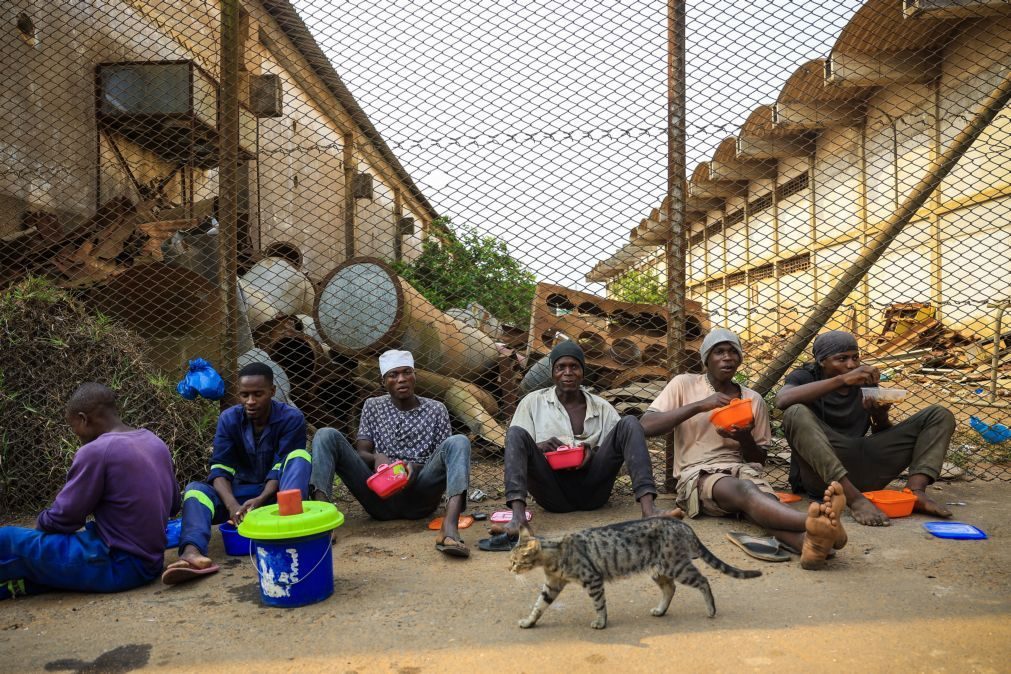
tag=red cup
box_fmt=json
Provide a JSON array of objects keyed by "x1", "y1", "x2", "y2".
[{"x1": 277, "y1": 489, "x2": 303, "y2": 516}]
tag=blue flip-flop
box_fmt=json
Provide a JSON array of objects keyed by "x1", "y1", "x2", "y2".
[{"x1": 478, "y1": 532, "x2": 517, "y2": 552}]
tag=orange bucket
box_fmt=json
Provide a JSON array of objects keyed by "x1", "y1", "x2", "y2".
[
  {"x1": 863, "y1": 489, "x2": 916, "y2": 518},
  {"x1": 709, "y1": 397, "x2": 754, "y2": 431}
]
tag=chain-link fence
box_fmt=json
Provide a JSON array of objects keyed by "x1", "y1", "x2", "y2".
[{"x1": 1, "y1": 0, "x2": 1009, "y2": 515}]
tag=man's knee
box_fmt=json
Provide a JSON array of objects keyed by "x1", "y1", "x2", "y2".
[
  {"x1": 443, "y1": 434, "x2": 471, "y2": 459},
  {"x1": 781, "y1": 404, "x2": 814, "y2": 433},
  {"x1": 506, "y1": 426, "x2": 534, "y2": 449},
  {"x1": 183, "y1": 481, "x2": 214, "y2": 496},
  {"x1": 311, "y1": 427, "x2": 340, "y2": 451},
  {"x1": 925, "y1": 405, "x2": 956, "y2": 431}
]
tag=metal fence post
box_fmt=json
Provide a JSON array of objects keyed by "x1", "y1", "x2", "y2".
[
  {"x1": 219, "y1": 0, "x2": 241, "y2": 399},
  {"x1": 664, "y1": 0, "x2": 687, "y2": 494}
]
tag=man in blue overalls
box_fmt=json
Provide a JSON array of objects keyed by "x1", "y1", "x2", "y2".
[{"x1": 162, "y1": 362, "x2": 310, "y2": 584}]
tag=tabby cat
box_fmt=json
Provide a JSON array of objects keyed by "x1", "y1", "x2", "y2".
[{"x1": 509, "y1": 516, "x2": 761, "y2": 629}]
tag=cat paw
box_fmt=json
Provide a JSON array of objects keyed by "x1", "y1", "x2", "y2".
[
  {"x1": 590, "y1": 618, "x2": 607, "y2": 629},
  {"x1": 518, "y1": 618, "x2": 536, "y2": 629},
  {"x1": 650, "y1": 608, "x2": 667, "y2": 617}
]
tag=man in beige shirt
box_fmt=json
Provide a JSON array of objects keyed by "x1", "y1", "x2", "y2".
[
  {"x1": 480, "y1": 341, "x2": 664, "y2": 551},
  {"x1": 641, "y1": 328, "x2": 847, "y2": 570}
]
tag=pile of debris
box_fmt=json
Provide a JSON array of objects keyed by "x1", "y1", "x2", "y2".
[
  {"x1": 0, "y1": 277, "x2": 217, "y2": 515},
  {"x1": 0, "y1": 197, "x2": 196, "y2": 289}
]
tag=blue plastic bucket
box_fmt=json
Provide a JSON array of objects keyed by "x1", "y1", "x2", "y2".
[
  {"x1": 219, "y1": 522, "x2": 252, "y2": 556},
  {"x1": 251, "y1": 532, "x2": 333, "y2": 608},
  {"x1": 164, "y1": 518, "x2": 182, "y2": 550}
]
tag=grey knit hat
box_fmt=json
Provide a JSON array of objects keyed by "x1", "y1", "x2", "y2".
[{"x1": 700, "y1": 328, "x2": 744, "y2": 364}]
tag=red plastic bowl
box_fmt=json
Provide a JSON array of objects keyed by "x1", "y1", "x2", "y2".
[
  {"x1": 367, "y1": 461, "x2": 409, "y2": 499},
  {"x1": 545, "y1": 445, "x2": 585, "y2": 470}
]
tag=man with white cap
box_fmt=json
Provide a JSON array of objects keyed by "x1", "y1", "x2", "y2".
[
  {"x1": 309, "y1": 350, "x2": 473, "y2": 558},
  {"x1": 641, "y1": 328, "x2": 847, "y2": 570},
  {"x1": 777, "y1": 330, "x2": 954, "y2": 526}
]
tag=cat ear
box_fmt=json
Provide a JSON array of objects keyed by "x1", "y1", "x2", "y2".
[{"x1": 518, "y1": 523, "x2": 534, "y2": 541}]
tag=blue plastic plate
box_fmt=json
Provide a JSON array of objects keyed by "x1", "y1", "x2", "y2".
[{"x1": 923, "y1": 522, "x2": 987, "y2": 540}]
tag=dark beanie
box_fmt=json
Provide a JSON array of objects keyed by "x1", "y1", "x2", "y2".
[
  {"x1": 549, "y1": 340, "x2": 585, "y2": 369},
  {"x1": 812, "y1": 330, "x2": 859, "y2": 363}
]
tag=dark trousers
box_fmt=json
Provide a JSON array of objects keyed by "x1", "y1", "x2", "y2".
[
  {"x1": 504, "y1": 416, "x2": 657, "y2": 512},
  {"x1": 782, "y1": 403, "x2": 955, "y2": 497}
]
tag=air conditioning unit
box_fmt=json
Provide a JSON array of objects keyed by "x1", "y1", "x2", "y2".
[
  {"x1": 249, "y1": 73, "x2": 283, "y2": 118},
  {"x1": 98, "y1": 60, "x2": 217, "y2": 129},
  {"x1": 353, "y1": 172, "x2": 374, "y2": 200},
  {"x1": 97, "y1": 60, "x2": 257, "y2": 166}
]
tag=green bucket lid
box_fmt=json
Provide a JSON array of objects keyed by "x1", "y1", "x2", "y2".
[{"x1": 238, "y1": 501, "x2": 344, "y2": 540}]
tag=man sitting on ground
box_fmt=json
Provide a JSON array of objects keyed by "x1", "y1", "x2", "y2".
[
  {"x1": 484, "y1": 341, "x2": 668, "y2": 551},
  {"x1": 310, "y1": 350, "x2": 473, "y2": 558},
  {"x1": 640, "y1": 329, "x2": 846, "y2": 570},
  {"x1": 0, "y1": 383, "x2": 179, "y2": 598},
  {"x1": 162, "y1": 362, "x2": 311, "y2": 584},
  {"x1": 776, "y1": 330, "x2": 955, "y2": 526}
]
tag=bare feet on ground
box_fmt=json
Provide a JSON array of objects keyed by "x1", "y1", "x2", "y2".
[
  {"x1": 800, "y1": 501, "x2": 844, "y2": 570},
  {"x1": 823, "y1": 481, "x2": 848, "y2": 550},
  {"x1": 646, "y1": 508, "x2": 685, "y2": 520},
  {"x1": 910, "y1": 488, "x2": 953, "y2": 518},
  {"x1": 166, "y1": 546, "x2": 215, "y2": 571},
  {"x1": 849, "y1": 494, "x2": 890, "y2": 527}
]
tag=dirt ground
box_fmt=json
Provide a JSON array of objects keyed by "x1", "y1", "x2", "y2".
[{"x1": 2, "y1": 481, "x2": 1009, "y2": 673}]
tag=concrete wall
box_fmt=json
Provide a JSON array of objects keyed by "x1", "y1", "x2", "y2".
[
  {"x1": 676, "y1": 16, "x2": 1011, "y2": 342},
  {"x1": 0, "y1": 0, "x2": 427, "y2": 281}
]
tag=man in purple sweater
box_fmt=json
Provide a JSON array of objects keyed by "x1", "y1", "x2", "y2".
[{"x1": 0, "y1": 383, "x2": 179, "y2": 599}]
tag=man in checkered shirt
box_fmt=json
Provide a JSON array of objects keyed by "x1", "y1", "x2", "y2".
[{"x1": 310, "y1": 350, "x2": 472, "y2": 558}]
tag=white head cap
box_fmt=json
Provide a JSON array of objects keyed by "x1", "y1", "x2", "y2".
[{"x1": 379, "y1": 349, "x2": 414, "y2": 377}]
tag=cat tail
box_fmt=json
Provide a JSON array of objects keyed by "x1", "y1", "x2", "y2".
[{"x1": 694, "y1": 536, "x2": 762, "y2": 579}]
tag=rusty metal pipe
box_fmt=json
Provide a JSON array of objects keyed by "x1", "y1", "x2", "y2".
[
  {"x1": 752, "y1": 69, "x2": 1011, "y2": 396},
  {"x1": 314, "y1": 257, "x2": 499, "y2": 382}
]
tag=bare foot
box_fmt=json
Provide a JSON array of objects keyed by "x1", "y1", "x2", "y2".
[
  {"x1": 849, "y1": 494, "x2": 890, "y2": 527},
  {"x1": 910, "y1": 488, "x2": 952, "y2": 518},
  {"x1": 647, "y1": 508, "x2": 685, "y2": 520},
  {"x1": 489, "y1": 521, "x2": 524, "y2": 538},
  {"x1": 168, "y1": 546, "x2": 214, "y2": 571},
  {"x1": 800, "y1": 501, "x2": 843, "y2": 570},
  {"x1": 823, "y1": 481, "x2": 848, "y2": 549}
]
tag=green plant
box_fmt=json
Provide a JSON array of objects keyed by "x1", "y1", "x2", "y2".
[
  {"x1": 392, "y1": 216, "x2": 536, "y2": 326},
  {"x1": 609, "y1": 268, "x2": 667, "y2": 305}
]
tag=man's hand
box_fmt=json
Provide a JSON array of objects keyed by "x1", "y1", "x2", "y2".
[
  {"x1": 536, "y1": 437, "x2": 564, "y2": 453},
  {"x1": 715, "y1": 422, "x2": 755, "y2": 442},
  {"x1": 697, "y1": 392, "x2": 734, "y2": 413},
  {"x1": 372, "y1": 452, "x2": 392, "y2": 471},
  {"x1": 571, "y1": 444, "x2": 593, "y2": 470},
  {"x1": 227, "y1": 498, "x2": 251, "y2": 525},
  {"x1": 864, "y1": 398, "x2": 892, "y2": 430},
  {"x1": 838, "y1": 365, "x2": 879, "y2": 387},
  {"x1": 405, "y1": 462, "x2": 423, "y2": 485}
]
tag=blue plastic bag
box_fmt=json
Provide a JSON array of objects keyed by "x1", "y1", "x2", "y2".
[{"x1": 176, "y1": 358, "x2": 225, "y2": 400}]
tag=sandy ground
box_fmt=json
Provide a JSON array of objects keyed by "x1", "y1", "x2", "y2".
[{"x1": 2, "y1": 481, "x2": 1009, "y2": 673}]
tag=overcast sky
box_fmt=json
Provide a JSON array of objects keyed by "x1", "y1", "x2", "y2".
[{"x1": 291, "y1": 0, "x2": 863, "y2": 292}]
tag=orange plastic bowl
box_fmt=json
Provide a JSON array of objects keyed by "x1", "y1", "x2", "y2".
[
  {"x1": 863, "y1": 489, "x2": 916, "y2": 518},
  {"x1": 709, "y1": 398, "x2": 754, "y2": 431}
]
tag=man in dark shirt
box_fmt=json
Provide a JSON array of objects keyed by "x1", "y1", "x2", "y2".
[
  {"x1": 162, "y1": 362, "x2": 311, "y2": 584},
  {"x1": 0, "y1": 383, "x2": 179, "y2": 599},
  {"x1": 310, "y1": 350, "x2": 472, "y2": 558},
  {"x1": 776, "y1": 330, "x2": 954, "y2": 526}
]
